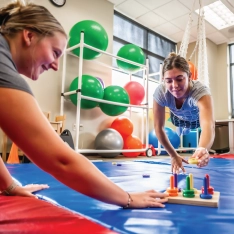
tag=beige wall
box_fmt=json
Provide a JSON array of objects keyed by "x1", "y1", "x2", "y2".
[
  {"x1": 0, "y1": 0, "x2": 114, "y2": 151},
  {"x1": 33, "y1": 0, "x2": 115, "y2": 149},
  {"x1": 216, "y1": 43, "x2": 229, "y2": 119}
]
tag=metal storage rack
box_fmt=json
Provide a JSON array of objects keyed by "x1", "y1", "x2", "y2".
[{"x1": 60, "y1": 32, "x2": 153, "y2": 156}]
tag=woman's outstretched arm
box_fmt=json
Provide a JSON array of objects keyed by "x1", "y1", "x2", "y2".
[
  {"x1": 0, "y1": 88, "x2": 168, "y2": 208},
  {"x1": 190, "y1": 95, "x2": 215, "y2": 167}
]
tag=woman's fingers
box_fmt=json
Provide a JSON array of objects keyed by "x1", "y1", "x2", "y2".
[
  {"x1": 172, "y1": 165, "x2": 181, "y2": 174},
  {"x1": 147, "y1": 198, "x2": 168, "y2": 208},
  {"x1": 171, "y1": 155, "x2": 187, "y2": 174},
  {"x1": 198, "y1": 154, "x2": 210, "y2": 167},
  {"x1": 146, "y1": 191, "x2": 169, "y2": 199},
  {"x1": 23, "y1": 184, "x2": 49, "y2": 192},
  {"x1": 192, "y1": 149, "x2": 210, "y2": 167},
  {"x1": 129, "y1": 191, "x2": 169, "y2": 208},
  {"x1": 181, "y1": 165, "x2": 185, "y2": 173},
  {"x1": 182, "y1": 158, "x2": 189, "y2": 164}
]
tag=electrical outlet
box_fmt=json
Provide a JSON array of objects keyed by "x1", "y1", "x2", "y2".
[{"x1": 72, "y1": 124, "x2": 83, "y2": 131}]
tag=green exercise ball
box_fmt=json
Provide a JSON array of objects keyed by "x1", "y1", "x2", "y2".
[
  {"x1": 99, "y1": 86, "x2": 130, "y2": 116},
  {"x1": 68, "y1": 20, "x2": 108, "y2": 60},
  {"x1": 69, "y1": 75, "x2": 104, "y2": 109},
  {"x1": 117, "y1": 44, "x2": 145, "y2": 72}
]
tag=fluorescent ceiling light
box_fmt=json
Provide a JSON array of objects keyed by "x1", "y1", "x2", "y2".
[{"x1": 195, "y1": 0, "x2": 234, "y2": 30}]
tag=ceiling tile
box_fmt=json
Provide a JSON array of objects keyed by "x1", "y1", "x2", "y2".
[
  {"x1": 190, "y1": 26, "x2": 200, "y2": 39},
  {"x1": 178, "y1": 0, "x2": 217, "y2": 11},
  {"x1": 137, "y1": 12, "x2": 167, "y2": 28},
  {"x1": 172, "y1": 12, "x2": 199, "y2": 30},
  {"x1": 169, "y1": 31, "x2": 184, "y2": 42},
  {"x1": 110, "y1": 0, "x2": 232, "y2": 44},
  {"x1": 189, "y1": 22, "x2": 218, "y2": 39},
  {"x1": 116, "y1": 0, "x2": 149, "y2": 18},
  {"x1": 189, "y1": 36, "x2": 197, "y2": 43},
  {"x1": 108, "y1": 0, "x2": 126, "y2": 5},
  {"x1": 170, "y1": 30, "x2": 196, "y2": 43},
  {"x1": 153, "y1": 0, "x2": 191, "y2": 21},
  {"x1": 220, "y1": 25, "x2": 234, "y2": 39},
  {"x1": 206, "y1": 31, "x2": 229, "y2": 44},
  {"x1": 154, "y1": 22, "x2": 181, "y2": 36},
  {"x1": 135, "y1": 0, "x2": 173, "y2": 10}
]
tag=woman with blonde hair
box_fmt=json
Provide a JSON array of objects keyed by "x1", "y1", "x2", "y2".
[
  {"x1": 0, "y1": 1, "x2": 168, "y2": 208},
  {"x1": 153, "y1": 52, "x2": 215, "y2": 174}
]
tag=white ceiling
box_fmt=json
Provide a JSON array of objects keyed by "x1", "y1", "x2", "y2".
[{"x1": 107, "y1": 0, "x2": 234, "y2": 45}]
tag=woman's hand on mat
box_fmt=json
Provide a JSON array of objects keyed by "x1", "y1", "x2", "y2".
[
  {"x1": 128, "y1": 190, "x2": 168, "y2": 208},
  {"x1": 11, "y1": 184, "x2": 49, "y2": 198},
  {"x1": 190, "y1": 147, "x2": 210, "y2": 167},
  {"x1": 171, "y1": 154, "x2": 188, "y2": 174}
]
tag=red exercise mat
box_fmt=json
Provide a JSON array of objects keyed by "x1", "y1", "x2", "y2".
[
  {"x1": 211, "y1": 154, "x2": 234, "y2": 159},
  {"x1": 0, "y1": 195, "x2": 116, "y2": 234}
]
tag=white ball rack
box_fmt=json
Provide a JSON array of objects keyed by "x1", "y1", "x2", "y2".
[{"x1": 60, "y1": 32, "x2": 153, "y2": 156}]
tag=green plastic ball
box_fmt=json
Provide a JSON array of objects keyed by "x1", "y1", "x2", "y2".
[
  {"x1": 69, "y1": 75, "x2": 104, "y2": 109},
  {"x1": 117, "y1": 44, "x2": 145, "y2": 72},
  {"x1": 99, "y1": 86, "x2": 130, "y2": 116},
  {"x1": 68, "y1": 20, "x2": 108, "y2": 60}
]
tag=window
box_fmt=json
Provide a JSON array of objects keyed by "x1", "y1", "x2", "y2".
[
  {"x1": 229, "y1": 44, "x2": 234, "y2": 117},
  {"x1": 112, "y1": 11, "x2": 176, "y2": 108}
]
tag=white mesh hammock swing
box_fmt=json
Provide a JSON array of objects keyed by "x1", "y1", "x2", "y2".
[{"x1": 178, "y1": 0, "x2": 209, "y2": 88}]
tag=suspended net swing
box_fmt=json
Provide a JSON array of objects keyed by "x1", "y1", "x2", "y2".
[{"x1": 178, "y1": 0, "x2": 209, "y2": 88}]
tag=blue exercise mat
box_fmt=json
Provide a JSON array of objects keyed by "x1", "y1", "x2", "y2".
[{"x1": 6, "y1": 158, "x2": 234, "y2": 234}]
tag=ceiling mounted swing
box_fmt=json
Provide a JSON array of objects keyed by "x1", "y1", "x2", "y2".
[{"x1": 178, "y1": 0, "x2": 209, "y2": 88}]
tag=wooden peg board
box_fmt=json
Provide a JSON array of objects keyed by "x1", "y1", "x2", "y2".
[{"x1": 167, "y1": 190, "x2": 220, "y2": 207}]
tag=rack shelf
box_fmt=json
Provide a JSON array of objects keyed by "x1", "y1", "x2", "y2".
[{"x1": 60, "y1": 32, "x2": 151, "y2": 156}]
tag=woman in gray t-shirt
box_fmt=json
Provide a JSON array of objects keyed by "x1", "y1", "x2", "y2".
[{"x1": 153, "y1": 53, "x2": 215, "y2": 173}]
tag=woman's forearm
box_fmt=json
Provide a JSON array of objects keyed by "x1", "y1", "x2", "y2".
[
  {"x1": 197, "y1": 95, "x2": 215, "y2": 150},
  {"x1": 0, "y1": 89, "x2": 130, "y2": 206},
  {"x1": 39, "y1": 148, "x2": 129, "y2": 206},
  {"x1": 198, "y1": 123, "x2": 215, "y2": 150},
  {"x1": 155, "y1": 128, "x2": 178, "y2": 157}
]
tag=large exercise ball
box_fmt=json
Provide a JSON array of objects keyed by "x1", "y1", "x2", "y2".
[
  {"x1": 110, "y1": 116, "x2": 133, "y2": 139},
  {"x1": 117, "y1": 44, "x2": 145, "y2": 73},
  {"x1": 68, "y1": 20, "x2": 108, "y2": 60},
  {"x1": 96, "y1": 77, "x2": 105, "y2": 88},
  {"x1": 123, "y1": 135, "x2": 143, "y2": 157},
  {"x1": 124, "y1": 81, "x2": 145, "y2": 105},
  {"x1": 69, "y1": 75, "x2": 104, "y2": 109},
  {"x1": 149, "y1": 127, "x2": 180, "y2": 155},
  {"x1": 188, "y1": 61, "x2": 198, "y2": 80},
  {"x1": 99, "y1": 86, "x2": 130, "y2": 116},
  {"x1": 95, "y1": 128, "x2": 123, "y2": 157}
]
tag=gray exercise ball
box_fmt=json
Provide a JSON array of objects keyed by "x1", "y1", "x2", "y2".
[{"x1": 95, "y1": 128, "x2": 123, "y2": 158}]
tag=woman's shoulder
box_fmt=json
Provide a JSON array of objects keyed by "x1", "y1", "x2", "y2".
[
  {"x1": 192, "y1": 80, "x2": 209, "y2": 89},
  {"x1": 154, "y1": 83, "x2": 165, "y2": 93},
  {"x1": 0, "y1": 34, "x2": 33, "y2": 96},
  {"x1": 190, "y1": 80, "x2": 211, "y2": 102}
]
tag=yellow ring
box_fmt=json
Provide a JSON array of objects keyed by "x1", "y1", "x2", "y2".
[{"x1": 188, "y1": 158, "x2": 198, "y2": 164}]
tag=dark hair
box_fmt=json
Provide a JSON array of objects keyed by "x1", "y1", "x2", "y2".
[
  {"x1": 0, "y1": 0, "x2": 66, "y2": 38},
  {"x1": 162, "y1": 52, "x2": 190, "y2": 77}
]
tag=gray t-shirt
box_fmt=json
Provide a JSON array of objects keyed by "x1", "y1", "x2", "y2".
[
  {"x1": 153, "y1": 81, "x2": 211, "y2": 122},
  {"x1": 0, "y1": 34, "x2": 33, "y2": 95}
]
